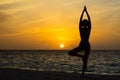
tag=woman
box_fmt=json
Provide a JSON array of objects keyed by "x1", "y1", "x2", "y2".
[{"x1": 68, "y1": 6, "x2": 91, "y2": 77}]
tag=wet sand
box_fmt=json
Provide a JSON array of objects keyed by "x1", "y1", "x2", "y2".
[{"x1": 0, "y1": 68, "x2": 119, "y2": 80}]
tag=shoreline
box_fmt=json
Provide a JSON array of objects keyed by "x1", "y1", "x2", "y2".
[{"x1": 0, "y1": 68, "x2": 120, "y2": 80}]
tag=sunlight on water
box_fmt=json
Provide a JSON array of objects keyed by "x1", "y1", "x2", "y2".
[{"x1": 0, "y1": 50, "x2": 120, "y2": 75}]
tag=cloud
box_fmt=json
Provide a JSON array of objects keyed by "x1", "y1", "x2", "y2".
[
  {"x1": 0, "y1": 2, "x2": 18, "y2": 10},
  {"x1": 0, "y1": 11, "x2": 18, "y2": 35},
  {"x1": 0, "y1": 11, "x2": 13, "y2": 22}
]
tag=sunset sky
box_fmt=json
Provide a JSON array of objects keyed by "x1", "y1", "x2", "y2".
[{"x1": 0, "y1": 0, "x2": 120, "y2": 50}]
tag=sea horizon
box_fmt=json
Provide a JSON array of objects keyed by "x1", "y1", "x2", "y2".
[{"x1": 0, "y1": 49, "x2": 120, "y2": 51}]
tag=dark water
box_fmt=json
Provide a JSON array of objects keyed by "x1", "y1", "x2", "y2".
[{"x1": 0, "y1": 50, "x2": 120, "y2": 75}]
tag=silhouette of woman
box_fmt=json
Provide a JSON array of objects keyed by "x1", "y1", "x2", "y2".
[{"x1": 68, "y1": 6, "x2": 91, "y2": 77}]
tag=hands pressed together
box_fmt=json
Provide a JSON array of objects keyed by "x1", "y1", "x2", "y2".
[{"x1": 83, "y1": 5, "x2": 87, "y2": 12}]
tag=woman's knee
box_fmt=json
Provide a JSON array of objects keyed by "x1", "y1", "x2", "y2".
[{"x1": 68, "y1": 50, "x2": 73, "y2": 56}]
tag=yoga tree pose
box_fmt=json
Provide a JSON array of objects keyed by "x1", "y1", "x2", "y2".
[{"x1": 68, "y1": 6, "x2": 91, "y2": 77}]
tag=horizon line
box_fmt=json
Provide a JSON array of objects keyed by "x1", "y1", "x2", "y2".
[{"x1": 0, "y1": 49, "x2": 120, "y2": 51}]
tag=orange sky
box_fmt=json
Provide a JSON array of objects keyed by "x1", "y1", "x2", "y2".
[{"x1": 0, "y1": 0, "x2": 120, "y2": 50}]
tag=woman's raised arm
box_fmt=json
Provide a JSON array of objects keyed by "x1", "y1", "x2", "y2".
[{"x1": 84, "y1": 6, "x2": 91, "y2": 24}]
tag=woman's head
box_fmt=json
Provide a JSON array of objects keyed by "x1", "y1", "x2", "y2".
[{"x1": 81, "y1": 19, "x2": 89, "y2": 26}]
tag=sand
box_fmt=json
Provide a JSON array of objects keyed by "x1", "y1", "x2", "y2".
[{"x1": 0, "y1": 68, "x2": 119, "y2": 80}]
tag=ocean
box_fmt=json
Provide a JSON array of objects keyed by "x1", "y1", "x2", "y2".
[{"x1": 0, "y1": 50, "x2": 120, "y2": 75}]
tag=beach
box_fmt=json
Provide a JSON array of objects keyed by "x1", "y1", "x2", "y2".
[{"x1": 0, "y1": 68, "x2": 120, "y2": 80}]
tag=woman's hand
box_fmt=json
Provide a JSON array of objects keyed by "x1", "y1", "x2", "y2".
[{"x1": 84, "y1": 6, "x2": 87, "y2": 11}]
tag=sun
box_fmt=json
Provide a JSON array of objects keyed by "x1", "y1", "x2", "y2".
[{"x1": 60, "y1": 44, "x2": 64, "y2": 48}]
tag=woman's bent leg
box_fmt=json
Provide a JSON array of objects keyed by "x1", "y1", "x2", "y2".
[{"x1": 68, "y1": 46, "x2": 83, "y2": 58}]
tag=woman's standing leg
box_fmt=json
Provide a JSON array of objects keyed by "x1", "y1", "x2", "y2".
[{"x1": 81, "y1": 43, "x2": 90, "y2": 77}]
